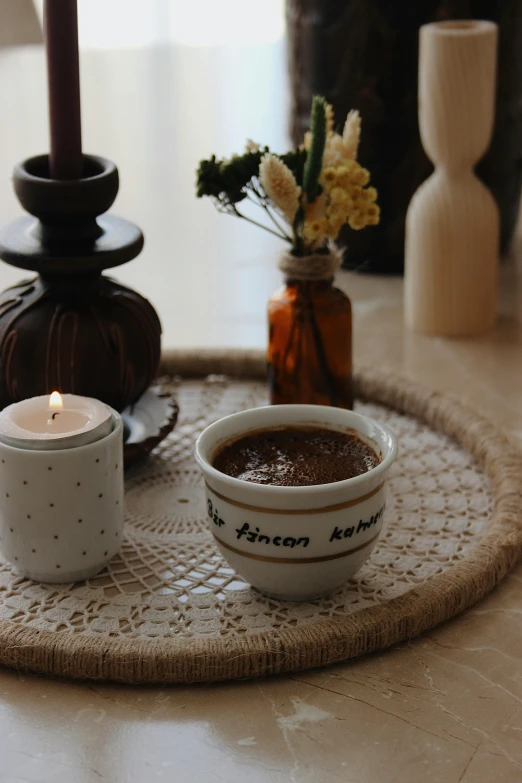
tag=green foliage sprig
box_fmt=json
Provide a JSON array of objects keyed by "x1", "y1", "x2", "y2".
[
  {"x1": 302, "y1": 96, "x2": 326, "y2": 202},
  {"x1": 196, "y1": 149, "x2": 267, "y2": 203},
  {"x1": 196, "y1": 146, "x2": 294, "y2": 241}
]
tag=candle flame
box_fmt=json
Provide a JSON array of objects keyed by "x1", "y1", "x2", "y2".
[{"x1": 49, "y1": 391, "x2": 63, "y2": 410}]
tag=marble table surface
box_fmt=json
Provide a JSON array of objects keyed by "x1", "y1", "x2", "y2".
[{"x1": 0, "y1": 37, "x2": 521, "y2": 783}]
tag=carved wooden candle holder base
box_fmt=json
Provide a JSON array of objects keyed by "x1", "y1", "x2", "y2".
[{"x1": 0, "y1": 154, "x2": 161, "y2": 412}]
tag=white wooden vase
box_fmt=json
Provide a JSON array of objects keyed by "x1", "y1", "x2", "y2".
[{"x1": 404, "y1": 20, "x2": 499, "y2": 337}]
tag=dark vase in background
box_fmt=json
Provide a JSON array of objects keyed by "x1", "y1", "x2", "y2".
[{"x1": 286, "y1": 0, "x2": 522, "y2": 273}]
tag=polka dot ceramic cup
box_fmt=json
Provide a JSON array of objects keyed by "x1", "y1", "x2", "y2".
[{"x1": 0, "y1": 414, "x2": 124, "y2": 583}]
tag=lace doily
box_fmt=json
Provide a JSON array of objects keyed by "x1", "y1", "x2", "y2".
[{"x1": 0, "y1": 360, "x2": 520, "y2": 683}]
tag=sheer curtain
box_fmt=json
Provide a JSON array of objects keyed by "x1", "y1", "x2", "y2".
[{"x1": 33, "y1": 0, "x2": 284, "y2": 49}]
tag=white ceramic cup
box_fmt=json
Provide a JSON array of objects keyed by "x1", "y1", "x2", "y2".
[
  {"x1": 195, "y1": 405, "x2": 398, "y2": 601},
  {"x1": 0, "y1": 414, "x2": 124, "y2": 583}
]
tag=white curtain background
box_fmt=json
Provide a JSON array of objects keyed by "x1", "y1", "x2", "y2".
[
  {"x1": 0, "y1": 0, "x2": 289, "y2": 346},
  {"x1": 33, "y1": 0, "x2": 285, "y2": 49}
]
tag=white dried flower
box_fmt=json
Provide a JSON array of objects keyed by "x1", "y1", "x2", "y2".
[
  {"x1": 322, "y1": 112, "x2": 361, "y2": 167},
  {"x1": 245, "y1": 139, "x2": 260, "y2": 153},
  {"x1": 322, "y1": 134, "x2": 347, "y2": 168},
  {"x1": 302, "y1": 130, "x2": 312, "y2": 151},
  {"x1": 342, "y1": 109, "x2": 361, "y2": 160},
  {"x1": 259, "y1": 153, "x2": 300, "y2": 224}
]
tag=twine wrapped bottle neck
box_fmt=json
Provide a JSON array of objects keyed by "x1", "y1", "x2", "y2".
[{"x1": 278, "y1": 248, "x2": 341, "y2": 282}]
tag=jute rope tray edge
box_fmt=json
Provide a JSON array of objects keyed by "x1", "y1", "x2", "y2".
[{"x1": 1, "y1": 348, "x2": 521, "y2": 684}]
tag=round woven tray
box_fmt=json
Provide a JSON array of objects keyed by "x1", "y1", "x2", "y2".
[{"x1": 0, "y1": 349, "x2": 521, "y2": 684}]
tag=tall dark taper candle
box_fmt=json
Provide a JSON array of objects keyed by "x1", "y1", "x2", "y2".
[{"x1": 44, "y1": 0, "x2": 83, "y2": 180}]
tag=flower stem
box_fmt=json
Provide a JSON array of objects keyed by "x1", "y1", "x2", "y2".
[
  {"x1": 231, "y1": 205, "x2": 290, "y2": 241},
  {"x1": 292, "y1": 205, "x2": 305, "y2": 255},
  {"x1": 303, "y1": 282, "x2": 338, "y2": 406},
  {"x1": 246, "y1": 191, "x2": 292, "y2": 241}
]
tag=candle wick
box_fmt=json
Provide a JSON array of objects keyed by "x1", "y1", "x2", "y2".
[{"x1": 51, "y1": 412, "x2": 60, "y2": 421}]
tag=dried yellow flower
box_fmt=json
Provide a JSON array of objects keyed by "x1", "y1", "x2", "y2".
[
  {"x1": 348, "y1": 211, "x2": 367, "y2": 230},
  {"x1": 259, "y1": 154, "x2": 300, "y2": 224},
  {"x1": 327, "y1": 202, "x2": 349, "y2": 220},
  {"x1": 321, "y1": 167, "x2": 337, "y2": 184},
  {"x1": 350, "y1": 166, "x2": 370, "y2": 187},
  {"x1": 305, "y1": 193, "x2": 327, "y2": 222},
  {"x1": 326, "y1": 215, "x2": 345, "y2": 237},
  {"x1": 329, "y1": 187, "x2": 350, "y2": 206},
  {"x1": 294, "y1": 105, "x2": 378, "y2": 246},
  {"x1": 308, "y1": 220, "x2": 323, "y2": 235},
  {"x1": 365, "y1": 204, "x2": 380, "y2": 224},
  {"x1": 330, "y1": 163, "x2": 356, "y2": 188},
  {"x1": 349, "y1": 186, "x2": 364, "y2": 205},
  {"x1": 325, "y1": 102, "x2": 335, "y2": 134},
  {"x1": 303, "y1": 218, "x2": 328, "y2": 246},
  {"x1": 363, "y1": 186, "x2": 378, "y2": 203}
]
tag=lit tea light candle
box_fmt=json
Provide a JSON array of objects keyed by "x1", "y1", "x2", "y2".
[
  {"x1": 0, "y1": 392, "x2": 123, "y2": 583},
  {"x1": 0, "y1": 392, "x2": 112, "y2": 450}
]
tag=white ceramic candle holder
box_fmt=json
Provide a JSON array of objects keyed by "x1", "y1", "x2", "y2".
[{"x1": 0, "y1": 414, "x2": 124, "y2": 583}]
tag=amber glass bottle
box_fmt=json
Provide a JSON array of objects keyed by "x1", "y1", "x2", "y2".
[{"x1": 267, "y1": 277, "x2": 353, "y2": 408}]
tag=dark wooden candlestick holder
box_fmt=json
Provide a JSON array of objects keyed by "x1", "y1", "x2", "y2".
[{"x1": 0, "y1": 154, "x2": 162, "y2": 412}]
